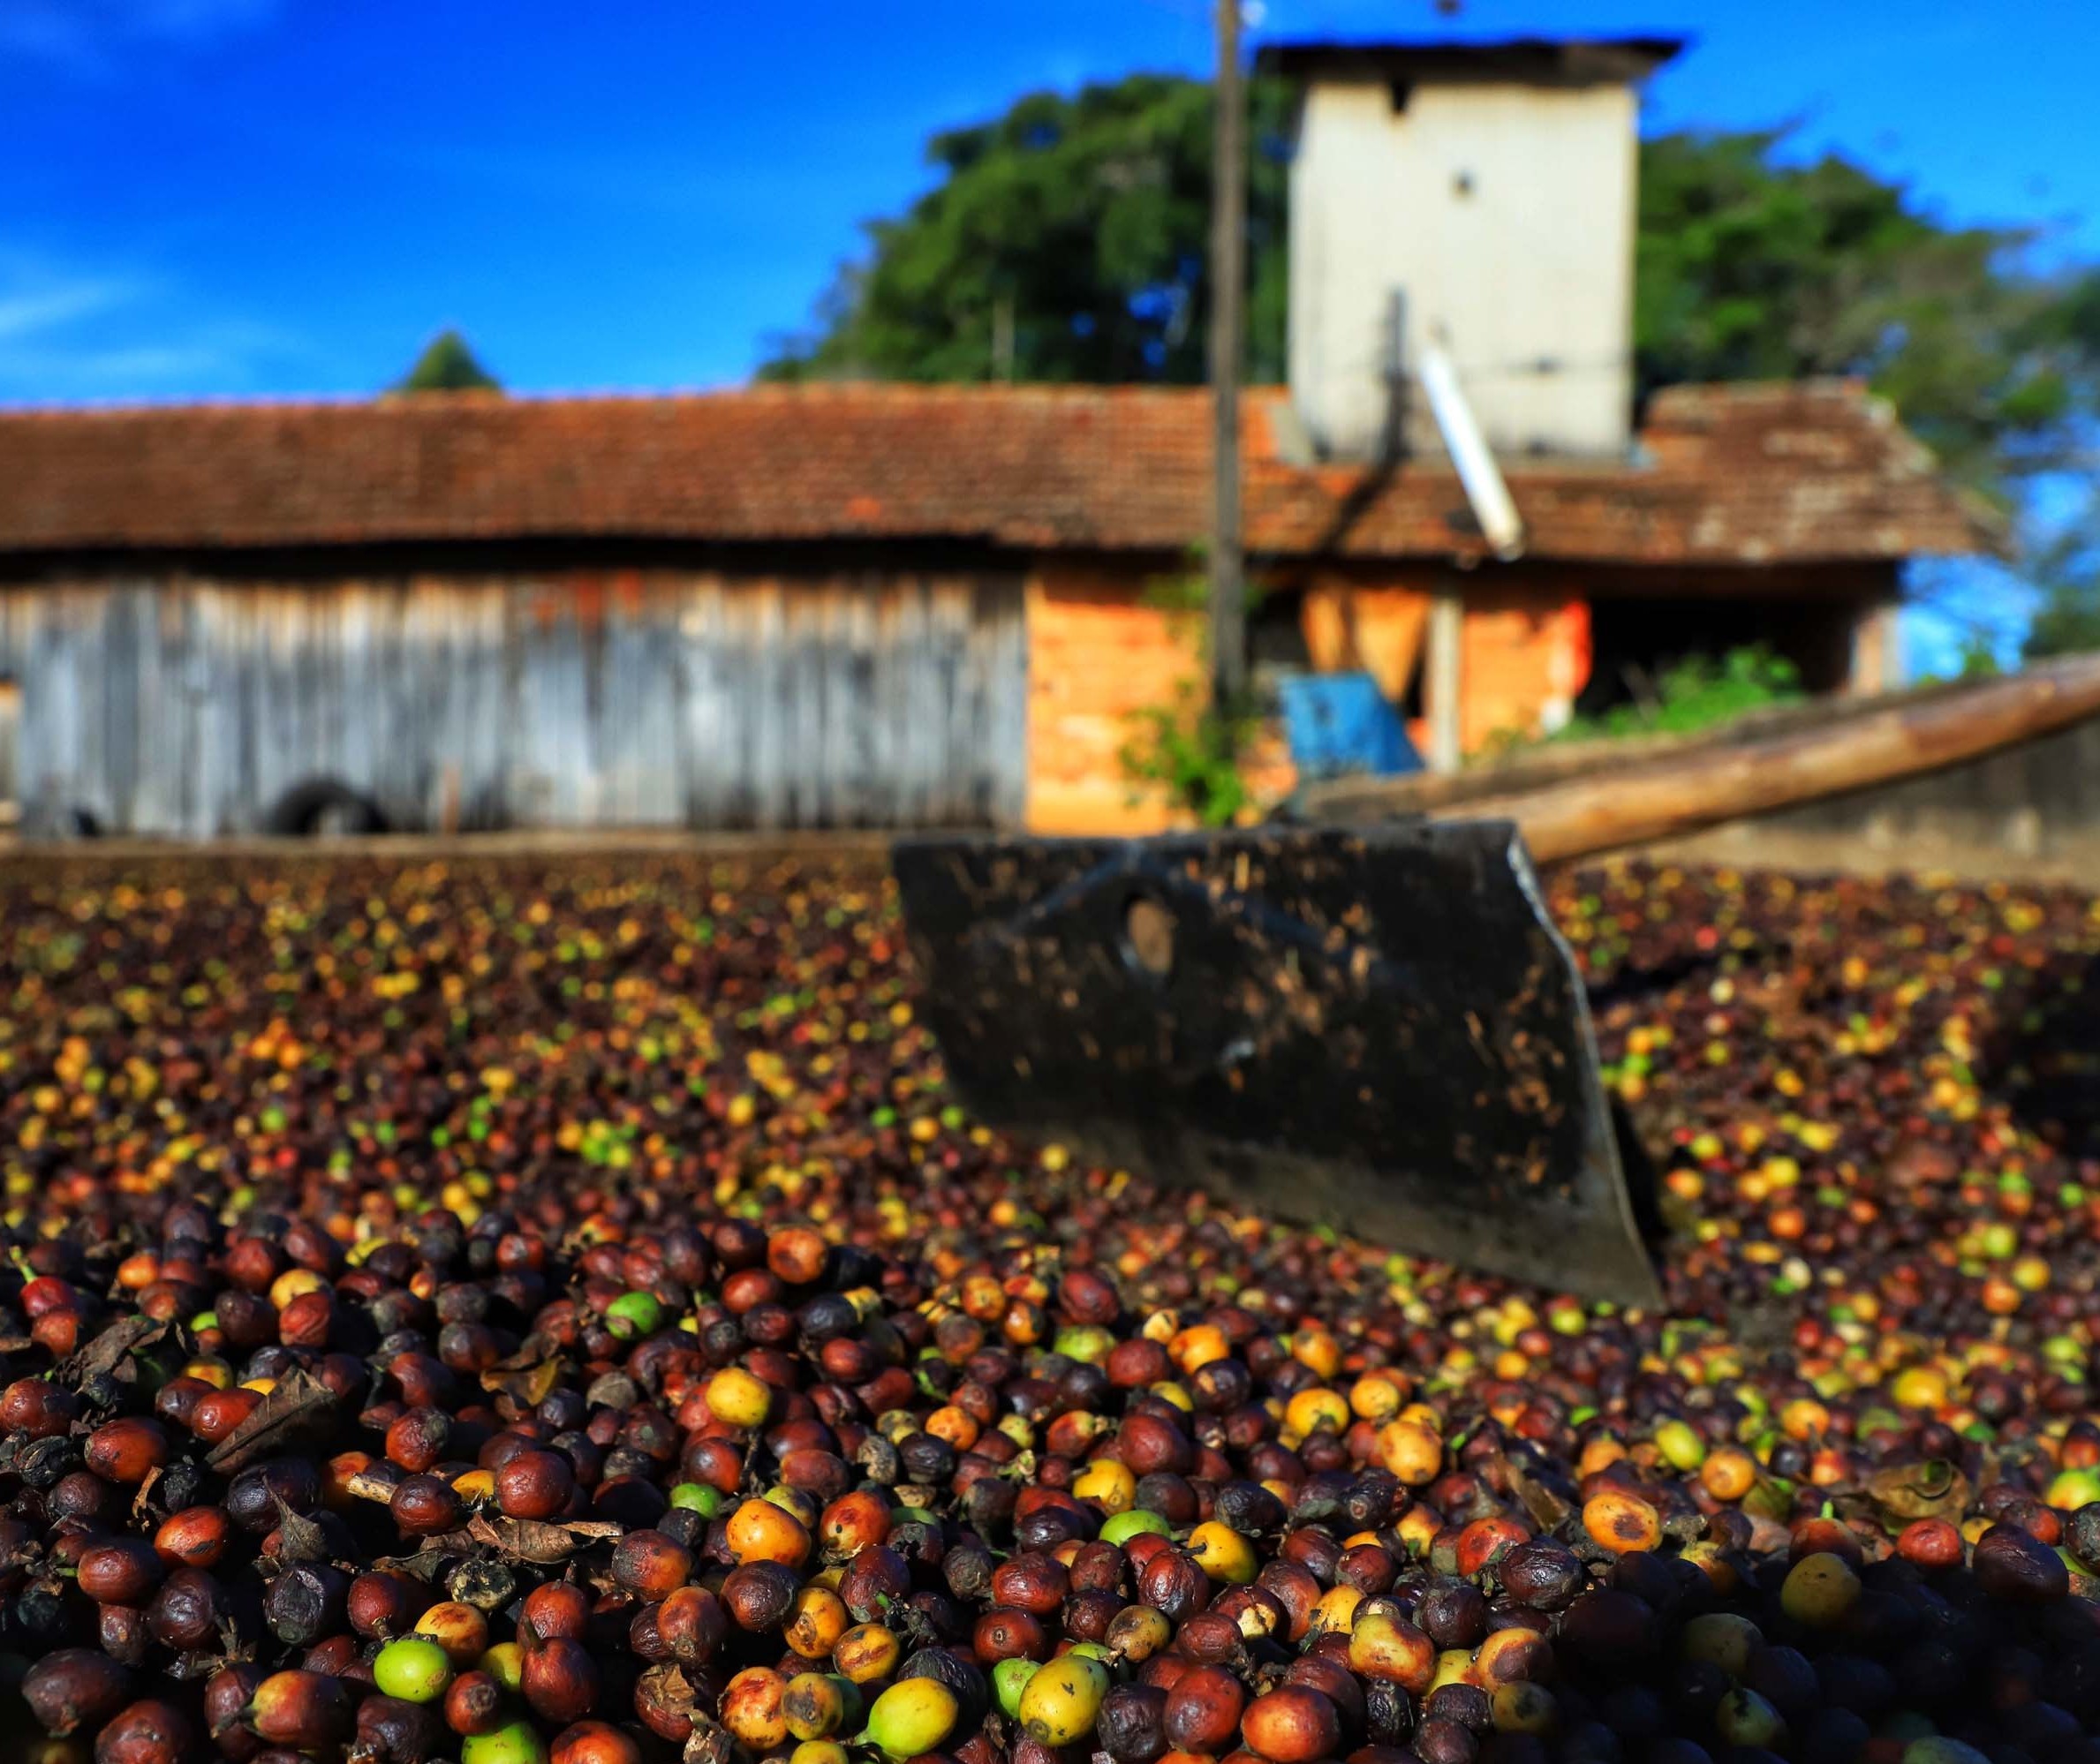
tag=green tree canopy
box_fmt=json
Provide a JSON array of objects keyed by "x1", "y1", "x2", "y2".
[
  {"x1": 761, "y1": 76, "x2": 1292, "y2": 385},
  {"x1": 2022, "y1": 519, "x2": 2100, "y2": 660},
  {"x1": 396, "y1": 329, "x2": 502, "y2": 394},
  {"x1": 1633, "y1": 128, "x2": 2092, "y2": 500},
  {"x1": 1635, "y1": 130, "x2": 2100, "y2": 661}
]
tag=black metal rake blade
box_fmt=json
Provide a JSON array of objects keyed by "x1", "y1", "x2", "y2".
[{"x1": 893, "y1": 821, "x2": 1660, "y2": 1307}]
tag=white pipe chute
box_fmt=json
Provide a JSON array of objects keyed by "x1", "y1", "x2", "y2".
[{"x1": 1418, "y1": 343, "x2": 1527, "y2": 562}]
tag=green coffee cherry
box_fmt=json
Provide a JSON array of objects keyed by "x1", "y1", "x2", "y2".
[
  {"x1": 372, "y1": 1636, "x2": 452, "y2": 1703},
  {"x1": 462, "y1": 1721, "x2": 549, "y2": 1764},
  {"x1": 783, "y1": 1673, "x2": 857, "y2": 1742},
  {"x1": 1779, "y1": 1552, "x2": 1862, "y2": 1627},
  {"x1": 1653, "y1": 1418, "x2": 1706, "y2": 1471},
  {"x1": 480, "y1": 1642, "x2": 525, "y2": 1692},
  {"x1": 865, "y1": 1677, "x2": 959, "y2": 1759},
  {"x1": 1018, "y1": 1653, "x2": 1110, "y2": 1746},
  {"x1": 1491, "y1": 1683, "x2": 1558, "y2": 1736},
  {"x1": 1680, "y1": 1612, "x2": 1764, "y2": 1679},
  {"x1": 1099, "y1": 1509, "x2": 1173, "y2": 1546},
  {"x1": 1053, "y1": 1325, "x2": 1115, "y2": 1364},
  {"x1": 605, "y1": 1290, "x2": 664, "y2": 1338},
  {"x1": 993, "y1": 1656, "x2": 1040, "y2": 1721},
  {"x1": 1714, "y1": 1688, "x2": 1787, "y2": 1751}
]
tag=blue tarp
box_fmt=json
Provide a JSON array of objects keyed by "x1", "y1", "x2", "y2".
[{"x1": 1276, "y1": 671, "x2": 1423, "y2": 780}]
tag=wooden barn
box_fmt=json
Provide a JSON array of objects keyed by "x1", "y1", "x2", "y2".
[{"x1": 0, "y1": 379, "x2": 1985, "y2": 838}]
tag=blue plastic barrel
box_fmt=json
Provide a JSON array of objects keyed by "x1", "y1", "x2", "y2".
[{"x1": 1276, "y1": 672, "x2": 1423, "y2": 780}]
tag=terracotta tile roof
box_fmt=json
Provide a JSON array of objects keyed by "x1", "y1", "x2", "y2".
[{"x1": 0, "y1": 379, "x2": 1993, "y2": 566}]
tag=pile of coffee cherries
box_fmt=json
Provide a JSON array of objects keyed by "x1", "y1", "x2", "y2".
[{"x1": 0, "y1": 853, "x2": 2091, "y2": 1764}]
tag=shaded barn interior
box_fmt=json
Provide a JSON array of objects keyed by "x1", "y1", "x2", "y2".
[{"x1": 1579, "y1": 584, "x2": 1884, "y2": 719}]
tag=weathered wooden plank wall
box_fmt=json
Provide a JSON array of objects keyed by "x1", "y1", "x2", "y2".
[
  {"x1": 0, "y1": 569, "x2": 1028, "y2": 837},
  {"x1": 0, "y1": 680, "x2": 18, "y2": 820}
]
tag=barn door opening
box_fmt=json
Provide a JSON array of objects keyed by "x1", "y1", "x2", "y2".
[{"x1": 0, "y1": 676, "x2": 19, "y2": 832}]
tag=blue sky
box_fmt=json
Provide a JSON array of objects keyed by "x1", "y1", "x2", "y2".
[{"x1": 4, "y1": 0, "x2": 2094, "y2": 666}]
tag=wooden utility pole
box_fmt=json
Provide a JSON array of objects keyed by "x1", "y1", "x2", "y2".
[
  {"x1": 1426, "y1": 586, "x2": 1464, "y2": 774},
  {"x1": 1209, "y1": 0, "x2": 1247, "y2": 705}
]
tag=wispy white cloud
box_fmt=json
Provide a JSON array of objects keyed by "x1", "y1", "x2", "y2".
[
  {"x1": 0, "y1": 0, "x2": 280, "y2": 72},
  {"x1": 0, "y1": 250, "x2": 303, "y2": 403},
  {"x1": 0, "y1": 271, "x2": 135, "y2": 343}
]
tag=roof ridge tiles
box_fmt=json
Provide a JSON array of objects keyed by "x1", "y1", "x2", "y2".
[{"x1": 0, "y1": 380, "x2": 1992, "y2": 563}]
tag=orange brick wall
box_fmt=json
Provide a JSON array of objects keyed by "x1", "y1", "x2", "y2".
[
  {"x1": 1023, "y1": 558, "x2": 1594, "y2": 832},
  {"x1": 1460, "y1": 584, "x2": 1592, "y2": 751},
  {"x1": 1025, "y1": 562, "x2": 1192, "y2": 833}
]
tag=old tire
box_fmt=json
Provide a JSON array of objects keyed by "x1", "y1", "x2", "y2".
[{"x1": 266, "y1": 779, "x2": 388, "y2": 839}]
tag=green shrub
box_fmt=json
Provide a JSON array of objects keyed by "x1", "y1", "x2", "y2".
[
  {"x1": 1118, "y1": 680, "x2": 1260, "y2": 827},
  {"x1": 1116, "y1": 565, "x2": 1265, "y2": 826},
  {"x1": 1547, "y1": 644, "x2": 1805, "y2": 744}
]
